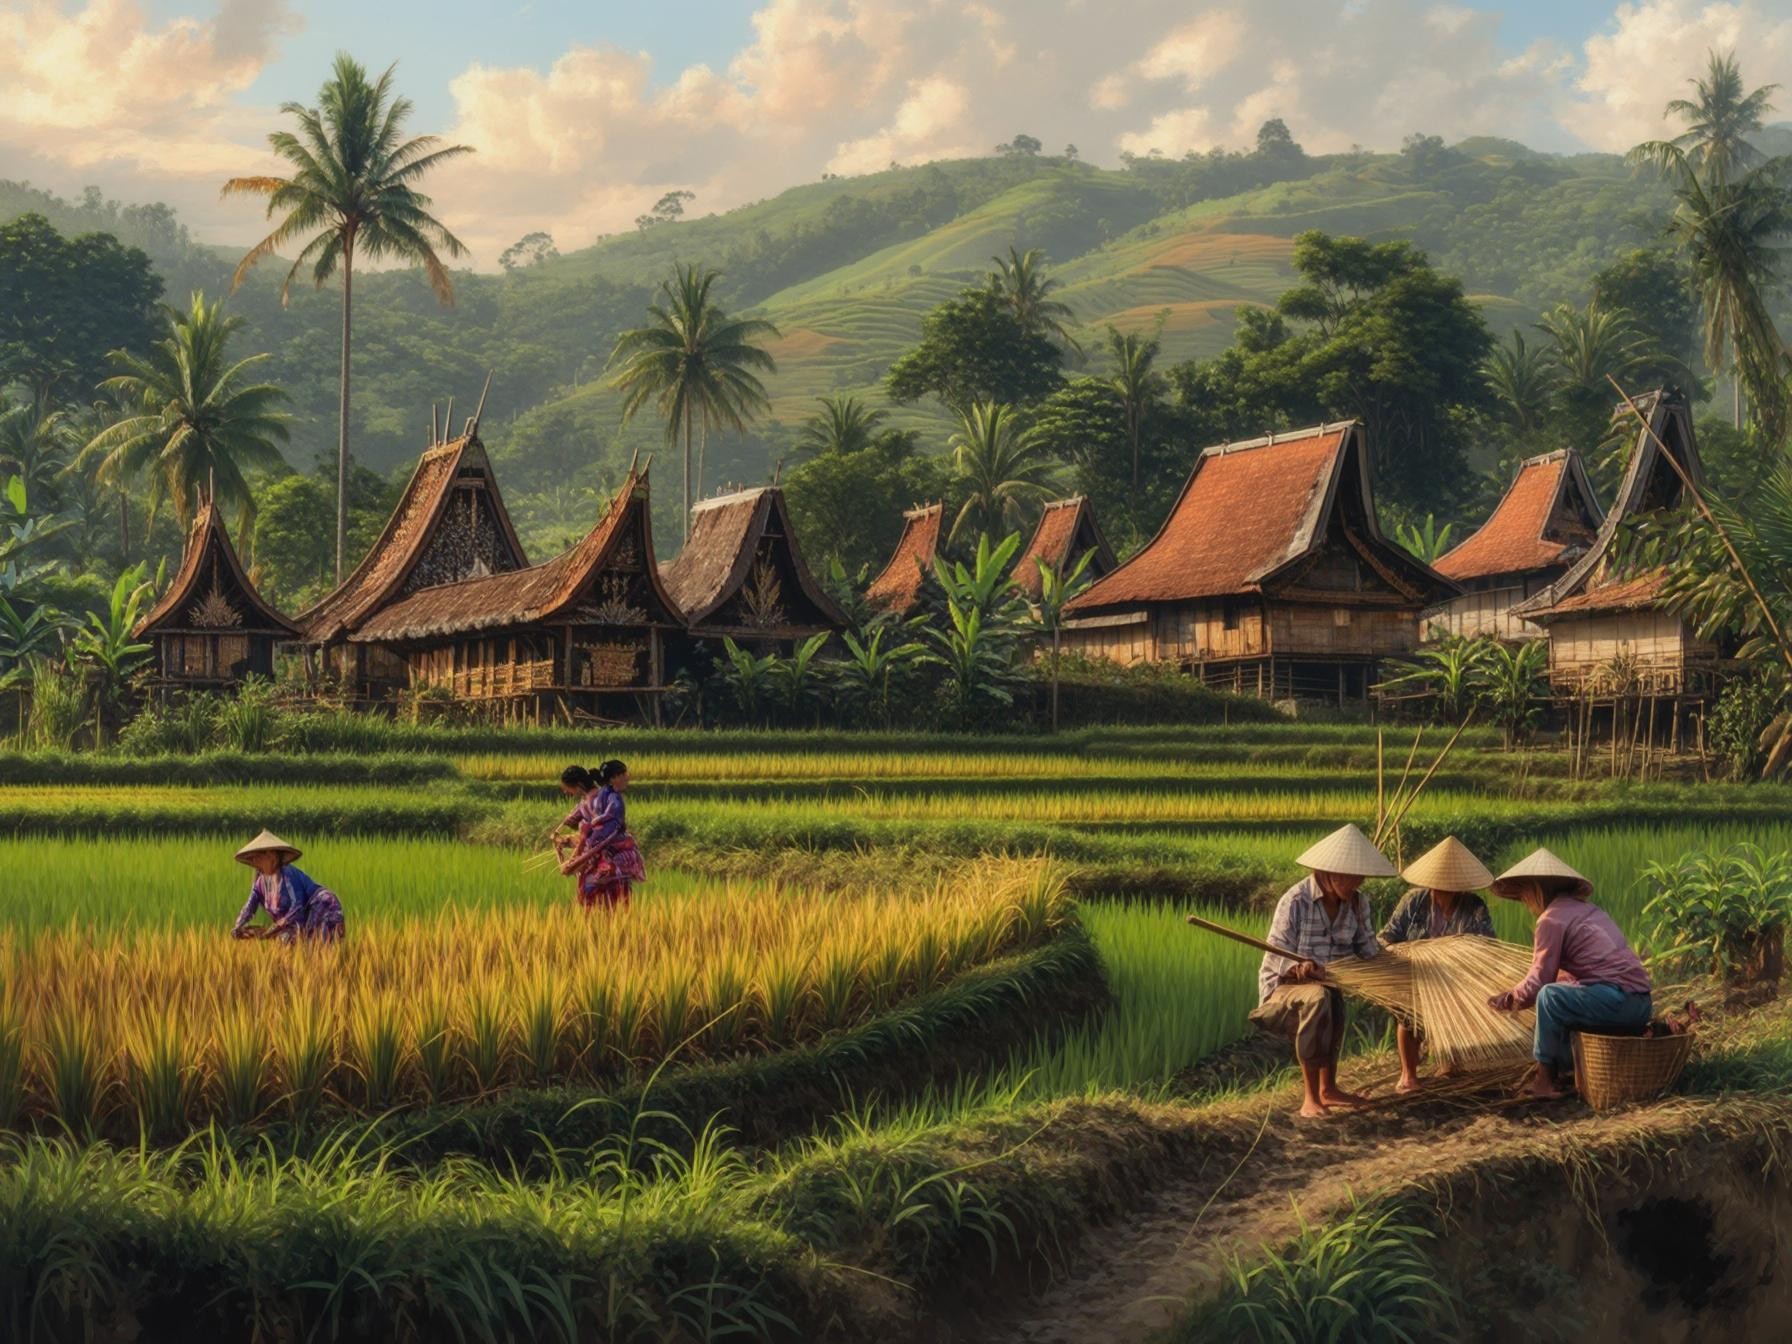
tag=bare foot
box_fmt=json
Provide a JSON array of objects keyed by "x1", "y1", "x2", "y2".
[
  {"x1": 1297, "y1": 1098, "x2": 1331, "y2": 1119},
  {"x1": 1395, "y1": 1074, "x2": 1424, "y2": 1094},
  {"x1": 1319, "y1": 1088, "x2": 1372, "y2": 1109},
  {"x1": 1517, "y1": 1067, "x2": 1565, "y2": 1101}
]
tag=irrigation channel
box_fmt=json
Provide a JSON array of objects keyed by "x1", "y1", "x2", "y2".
[{"x1": 1, "y1": 722, "x2": 1789, "y2": 1341}]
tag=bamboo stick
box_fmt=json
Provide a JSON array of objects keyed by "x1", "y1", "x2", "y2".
[
  {"x1": 1381, "y1": 711, "x2": 1474, "y2": 841},
  {"x1": 1185, "y1": 914, "x2": 1302, "y2": 961},
  {"x1": 1375, "y1": 727, "x2": 1386, "y2": 838}
]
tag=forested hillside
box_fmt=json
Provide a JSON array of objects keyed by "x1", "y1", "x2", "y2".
[{"x1": 6, "y1": 123, "x2": 1785, "y2": 567}]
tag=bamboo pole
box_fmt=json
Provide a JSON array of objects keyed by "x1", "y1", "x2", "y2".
[
  {"x1": 1375, "y1": 727, "x2": 1386, "y2": 837},
  {"x1": 1379, "y1": 711, "x2": 1475, "y2": 844},
  {"x1": 1185, "y1": 914, "x2": 1302, "y2": 961}
]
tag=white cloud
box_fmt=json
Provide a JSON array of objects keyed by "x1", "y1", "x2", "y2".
[
  {"x1": 1572, "y1": 1, "x2": 1792, "y2": 152},
  {"x1": 6, "y1": 1, "x2": 1792, "y2": 268}
]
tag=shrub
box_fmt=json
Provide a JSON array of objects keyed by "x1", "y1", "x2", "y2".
[
  {"x1": 1709, "y1": 672, "x2": 1783, "y2": 780},
  {"x1": 1036, "y1": 655, "x2": 1285, "y2": 727},
  {"x1": 24, "y1": 659, "x2": 88, "y2": 751},
  {"x1": 1642, "y1": 843, "x2": 1792, "y2": 984}
]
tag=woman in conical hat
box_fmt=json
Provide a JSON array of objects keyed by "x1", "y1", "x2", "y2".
[
  {"x1": 232, "y1": 831, "x2": 346, "y2": 944},
  {"x1": 1485, "y1": 848, "x2": 1651, "y2": 1100},
  {"x1": 1380, "y1": 836, "x2": 1496, "y2": 1092},
  {"x1": 1248, "y1": 824, "x2": 1393, "y2": 1119}
]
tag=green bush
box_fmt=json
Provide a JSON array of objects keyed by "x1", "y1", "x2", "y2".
[
  {"x1": 1642, "y1": 843, "x2": 1792, "y2": 982},
  {"x1": 1030, "y1": 655, "x2": 1286, "y2": 727},
  {"x1": 1709, "y1": 672, "x2": 1783, "y2": 780}
]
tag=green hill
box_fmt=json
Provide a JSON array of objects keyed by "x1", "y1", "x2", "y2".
[{"x1": 2, "y1": 139, "x2": 1683, "y2": 554}]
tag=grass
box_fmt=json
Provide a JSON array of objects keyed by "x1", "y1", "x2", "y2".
[{"x1": 0, "y1": 859, "x2": 1069, "y2": 1138}]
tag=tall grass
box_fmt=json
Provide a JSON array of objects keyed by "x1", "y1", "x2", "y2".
[{"x1": 0, "y1": 860, "x2": 1069, "y2": 1137}]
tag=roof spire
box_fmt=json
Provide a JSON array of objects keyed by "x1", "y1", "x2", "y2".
[{"x1": 469, "y1": 370, "x2": 493, "y2": 437}]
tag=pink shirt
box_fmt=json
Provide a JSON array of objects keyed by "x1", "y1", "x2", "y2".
[{"x1": 1510, "y1": 897, "x2": 1650, "y2": 1007}]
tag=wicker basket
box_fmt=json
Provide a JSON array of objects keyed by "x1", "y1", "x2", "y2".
[{"x1": 1572, "y1": 1031, "x2": 1693, "y2": 1111}]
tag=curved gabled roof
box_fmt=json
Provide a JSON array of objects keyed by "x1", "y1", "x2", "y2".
[
  {"x1": 662, "y1": 486, "x2": 846, "y2": 630},
  {"x1": 1067, "y1": 422, "x2": 1447, "y2": 612},
  {"x1": 134, "y1": 502, "x2": 299, "y2": 638},
  {"x1": 348, "y1": 471, "x2": 682, "y2": 642},
  {"x1": 298, "y1": 432, "x2": 527, "y2": 643},
  {"x1": 1434, "y1": 450, "x2": 1602, "y2": 583},
  {"x1": 1010, "y1": 497, "x2": 1117, "y2": 601},
  {"x1": 865, "y1": 502, "x2": 943, "y2": 615}
]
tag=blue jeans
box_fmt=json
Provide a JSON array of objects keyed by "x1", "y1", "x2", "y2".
[{"x1": 1534, "y1": 982, "x2": 1652, "y2": 1072}]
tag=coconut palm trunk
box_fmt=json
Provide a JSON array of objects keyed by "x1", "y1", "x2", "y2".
[{"x1": 337, "y1": 235, "x2": 354, "y2": 579}]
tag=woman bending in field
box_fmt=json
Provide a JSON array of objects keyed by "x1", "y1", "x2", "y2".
[
  {"x1": 231, "y1": 830, "x2": 345, "y2": 943},
  {"x1": 557, "y1": 759, "x2": 644, "y2": 911}
]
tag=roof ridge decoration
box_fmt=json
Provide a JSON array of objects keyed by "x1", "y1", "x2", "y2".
[
  {"x1": 663, "y1": 484, "x2": 847, "y2": 629},
  {"x1": 298, "y1": 430, "x2": 528, "y2": 644},
  {"x1": 1513, "y1": 388, "x2": 1701, "y2": 620},
  {"x1": 1066, "y1": 421, "x2": 1450, "y2": 612},
  {"x1": 134, "y1": 501, "x2": 300, "y2": 638}
]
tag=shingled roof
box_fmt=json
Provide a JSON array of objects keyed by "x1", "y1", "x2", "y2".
[
  {"x1": 663, "y1": 486, "x2": 846, "y2": 631},
  {"x1": 865, "y1": 502, "x2": 943, "y2": 615},
  {"x1": 1010, "y1": 497, "x2": 1118, "y2": 601},
  {"x1": 349, "y1": 472, "x2": 682, "y2": 643},
  {"x1": 299, "y1": 431, "x2": 527, "y2": 644},
  {"x1": 1516, "y1": 389, "x2": 1701, "y2": 622},
  {"x1": 134, "y1": 502, "x2": 299, "y2": 638},
  {"x1": 1434, "y1": 450, "x2": 1603, "y2": 584},
  {"x1": 1066, "y1": 422, "x2": 1446, "y2": 613}
]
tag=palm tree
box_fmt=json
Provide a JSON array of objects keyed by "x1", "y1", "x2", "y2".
[
  {"x1": 608, "y1": 263, "x2": 779, "y2": 536},
  {"x1": 77, "y1": 293, "x2": 290, "y2": 541},
  {"x1": 989, "y1": 247, "x2": 1079, "y2": 350},
  {"x1": 1105, "y1": 326, "x2": 1161, "y2": 489},
  {"x1": 796, "y1": 394, "x2": 885, "y2": 456},
  {"x1": 1538, "y1": 301, "x2": 1652, "y2": 393},
  {"x1": 946, "y1": 401, "x2": 1060, "y2": 543},
  {"x1": 1634, "y1": 50, "x2": 1776, "y2": 188},
  {"x1": 1481, "y1": 330, "x2": 1556, "y2": 436},
  {"x1": 0, "y1": 397, "x2": 72, "y2": 501},
  {"x1": 223, "y1": 54, "x2": 472, "y2": 580}
]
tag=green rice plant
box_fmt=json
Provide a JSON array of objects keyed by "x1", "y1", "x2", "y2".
[
  {"x1": 122, "y1": 1008, "x2": 194, "y2": 1141},
  {"x1": 1183, "y1": 1199, "x2": 1457, "y2": 1344},
  {"x1": 0, "y1": 989, "x2": 24, "y2": 1130},
  {"x1": 462, "y1": 989, "x2": 508, "y2": 1095},
  {"x1": 814, "y1": 948, "x2": 863, "y2": 1025},
  {"x1": 409, "y1": 994, "x2": 454, "y2": 1104},
  {"x1": 653, "y1": 968, "x2": 695, "y2": 1062},
  {"x1": 279, "y1": 999, "x2": 336, "y2": 1120},
  {"x1": 40, "y1": 1008, "x2": 108, "y2": 1139},
  {"x1": 214, "y1": 1009, "x2": 270, "y2": 1126},
  {"x1": 515, "y1": 976, "x2": 563, "y2": 1085},
  {"x1": 698, "y1": 957, "x2": 749, "y2": 1053},
  {"x1": 347, "y1": 996, "x2": 406, "y2": 1110}
]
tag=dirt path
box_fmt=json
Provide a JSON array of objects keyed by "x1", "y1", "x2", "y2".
[{"x1": 967, "y1": 1066, "x2": 1580, "y2": 1344}]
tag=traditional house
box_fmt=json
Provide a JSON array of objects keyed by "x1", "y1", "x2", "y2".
[
  {"x1": 661, "y1": 486, "x2": 846, "y2": 659},
  {"x1": 1425, "y1": 449, "x2": 1603, "y2": 641},
  {"x1": 864, "y1": 502, "x2": 943, "y2": 617},
  {"x1": 1009, "y1": 496, "x2": 1117, "y2": 603},
  {"x1": 1513, "y1": 389, "x2": 1719, "y2": 697},
  {"x1": 346, "y1": 470, "x2": 684, "y2": 716},
  {"x1": 133, "y1": 501, "x2": 300, "y2": 688},
  {"x1": 297, "y1": 426, "x2": 529, "y2": 695},
  {"x1": 1060, "y1": 422, "x2": 1453, "y2": 703}
]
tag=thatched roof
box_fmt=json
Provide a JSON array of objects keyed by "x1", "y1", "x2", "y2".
[
  {"x1": 1010, "y1": 497, "x2": 1117, "y2": 600},
  {"x1": 134, "y1": 501, "x2": 299, "y2": 638},
  {"x1": 1435, "y1": 450, "x2": 1602, "y2": 585},
  {"x1": 349, "y1": 471, "x2": 682, "y2": 643},
  {"x1": 1067, "y1": 422, "x2": 1448, "y2": 613},
  {"x1": 299, "y1": 431, "x2": 527, "y2": 644},
  {"x1": 1516, "y1": 390, "x2": 1701, "y2": 622},
  {"x1": 865, "y1": 502, "x2": 943, "y2": 615},
  {"x1": 663, "y1": 486, "x2": 846, "y2": 633}
]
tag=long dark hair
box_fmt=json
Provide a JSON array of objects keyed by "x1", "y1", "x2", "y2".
[
  {"x1": 596, "y1": 759, "x2": 628, "y2": 786},
  {"x1": 560, "y1": 765, "x2": 598, "y2": 791}
]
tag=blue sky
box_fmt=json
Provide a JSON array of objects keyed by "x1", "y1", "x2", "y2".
[{"x1": 10, "y1": 1, "x2": 1792, "y2": 262}]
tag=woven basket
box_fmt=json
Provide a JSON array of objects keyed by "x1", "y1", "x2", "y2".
[{"x1": 1572, "y1": 1031, "x2": 1693, "y2": 1111}]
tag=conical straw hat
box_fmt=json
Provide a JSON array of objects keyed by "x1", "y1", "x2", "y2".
[
  {"x1": 234, "y1": 829, "x2": 302, "y2": 865},
  {"x1": 1491, "y1": 848, "x2": 1591, "y2": 899},
  {"x1": 1402, "y1": 836, "x2": 1493, "y2": 892},
  {"x1": 1295, "y1": 824, "x2": 1396, "y2": 878}
]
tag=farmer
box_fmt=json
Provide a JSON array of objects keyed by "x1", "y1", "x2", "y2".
[
  {"x1": 553, "y1": 764, "x2": 604, "y2": 839},
  {"x1": 231, "y1": 830, "x2": 346, "y2": 943},
  {"x1": 1486, "y1": 849, "x2": 1652, "y2": 1101},
  {"x1": 1380, "y1": 836, "x2": 1497, "y2": 1093},
  {"x1": 1251, "y1": 823, "x2": 1394, "y2": 1118},
  {"x1": 557, "y1": 759, "x2": 644, "y2": 911}
]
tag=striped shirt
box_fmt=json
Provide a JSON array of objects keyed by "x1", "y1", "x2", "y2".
[{"x1": 1257, "y1": 875, "x2": 1382, "y2": 1004}]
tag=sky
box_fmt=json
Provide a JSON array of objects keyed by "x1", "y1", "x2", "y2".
[{"x1": 4, "y1": 0, "x2": 1792, "y2": 267}]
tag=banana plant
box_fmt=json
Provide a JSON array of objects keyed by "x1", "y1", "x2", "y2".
[
  {"x1": 716, "y1": 636, "x2": 779, "y2": 726},
  {"x1": 71, "y1": 564, "x2": 155, "y2": 741},
  {"x1": 1035, "y1": 547, "x2": 1097, "y2": 732},
  {"x1": 774, "y1": 632, "x2": 830, "y2": 722},
  {"x1": 834, "y1": 626, "x2": 926, "y2": 727}
]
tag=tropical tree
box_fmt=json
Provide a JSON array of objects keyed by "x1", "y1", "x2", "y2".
[
  {"x1": 1536, "y1": 300, "x2": 1658, "y2": 457},
  {"x1": 70, "y1": 563, "x2": 155, "y2": 741},
  {"x1": 946, "y1": 401, "x2": 1059, "y2": 544},
  {"x1": 1481, "y1": 330, "x2": 1556, "y2": 438},
  {"x1": 0, "y1": 398, "x2": 73, "y2": 501},
  {"x1": 833, "y1": 626, "x2": 926, "y2": 727},
  {"x1": 77, "y1": 293, "x2": 289, "y2": 540},
  {"x1": 932, "y1": 530, "x2": 1028, "y2": 629},
  {"x1": 1035, "y1": 547, "x2": 1096, "y2": 732},
  {"x1": 1391, "y1": 514, "x2": 1455, "y2": 566},
  {"x1": 1472, "y1": 639, "x2": 1549, "y2": 748},
  {"x1": 989, "y1": 247, "x2": 1078, "y2": 351},
  {"x1": 1634, "y1": 50, "x2": 1777, "y2": 188},
  {"x1": 1376, "y1": 635, "x2": 1489, "y2": 722},
  {"x1": 716, "y1": 637, "x2": 779, "y2": 726},
  {"x1": 608, "y1": 263, "x2": 779, "y2": 536},
  {"x1": 773, "y1": 632, "x2": 830, "y2": 723},
  {"x1": 1105, "y1": 326, "x2": 1162, "y2": 489},
  {"x1": 223, "y1": 54, "x2": 473, "y2": 579},
  {"x1": 795, "y1": 395, "x2": 885, "y2": 456}
]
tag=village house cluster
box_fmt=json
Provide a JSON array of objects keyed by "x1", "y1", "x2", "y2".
[{"x1": 132, "y1": 387, "x2": 1718, "y2": 730}]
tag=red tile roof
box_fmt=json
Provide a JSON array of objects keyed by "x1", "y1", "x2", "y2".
[
  {"x1": 1067, "y1": 424, "x2": 1354, "y2": 610},
  {"x1": 349, "y1": 472, "x2": 681, "y2": 642},
  {"x1": 1434, "y1": 451, "x2": 1601, "y2": 583},
  {"x1": 298, "y1": 433, "x2": 527, "y2": 643},
  {"x1": 865, "y1": 502, "x2": 942, "y2": 615},
  {"x1": 1010, "y1": 497, "x2": 1117, "y2": 600},
  {"x1": 135, "y1": 502, "x2": 299, "y2": 637}
]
